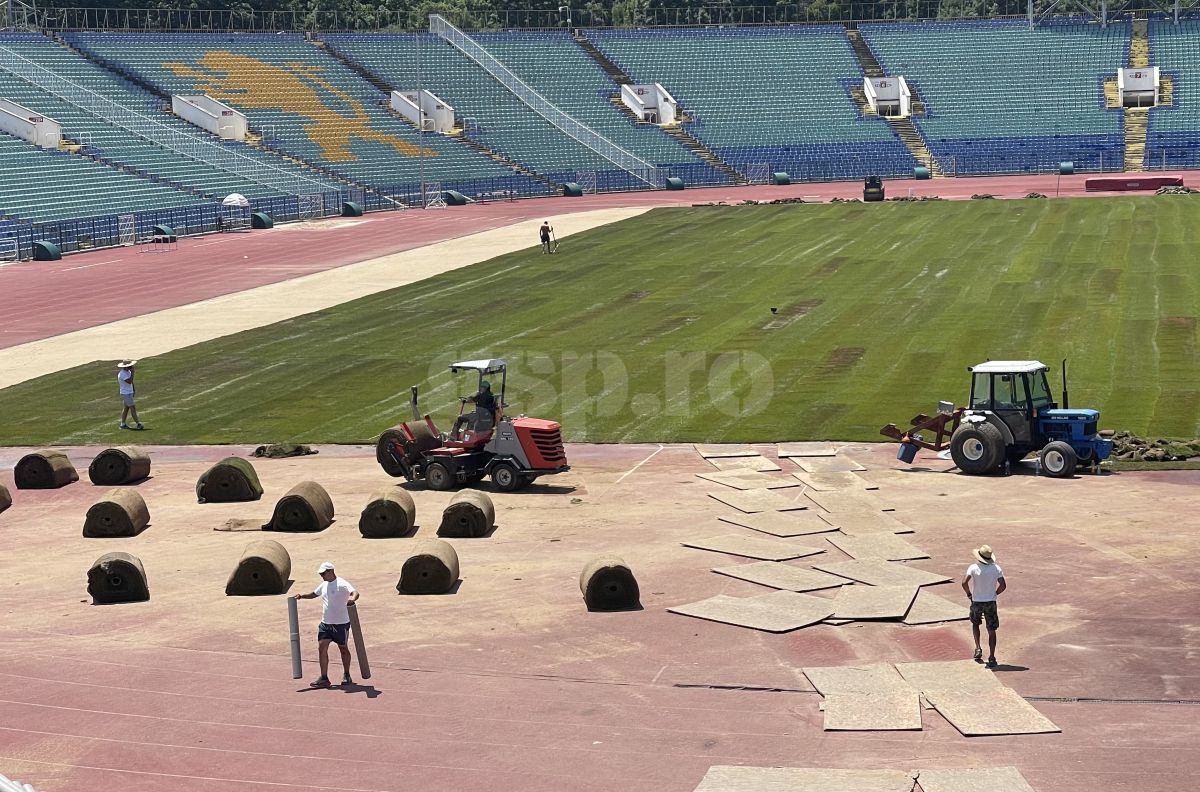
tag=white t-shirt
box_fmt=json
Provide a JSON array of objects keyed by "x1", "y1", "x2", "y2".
[
  {"x1": 965, "y1": 562, "x2": 1004, "y2": 602},
  {"x1": 117, "y1": 369, "x2": 134, "y2": 395},
  {"x1": 313, "y1": 577, "x2": 356, "y2": 624}
]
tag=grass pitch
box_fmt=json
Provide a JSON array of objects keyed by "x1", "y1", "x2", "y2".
[{"x1": 2, "y1": 197, "x2": 1199, "y2": 446}]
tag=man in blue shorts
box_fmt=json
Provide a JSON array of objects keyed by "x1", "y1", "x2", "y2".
[
  {"x1": 294, "y1": 561, "x2": 359, "y2": 687},
  {"x1": 962, "y1": 544, "x2": 1005, "y2": 668}
]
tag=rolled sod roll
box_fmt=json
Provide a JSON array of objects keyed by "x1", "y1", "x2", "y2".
[
  {"x1": 225, "y1": 539, "x2": 291, "y2": 596},
  {"x1": 14, "y1": 449, "x2": 78, "y2": 489},
  {"x1": 437, "y1": 490, "x2": 495, "y2": 538},
  {"x1": 83, "y1": 489, "x2": 151, "y2": 538},
  {"x1": 262, "y1": 481, "x2": 334, "y2": 532},
  {"x1": 196, "y1": 457, "x2": 263, "y2": 503},
  {"x1": 579, "y1": 556, "x2": 640, "y2": 611},
  {"x1": 359, "y1": 486, "x2": 417, "y2": 538},
  {"x1": 87, "y1": 551, "x2": 149, "y2": 604},
  {"x1": 0, "y1": 483, "x2": 10, "y2": 514},
  {"x1": 88, "y1": 446, "x2": 151, "y2": 486},
  {"x1": 397, "y1": 539, "x2": 460, "y2": 595}
]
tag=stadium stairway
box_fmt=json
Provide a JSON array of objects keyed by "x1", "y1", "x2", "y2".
[
  {"x1": 846, "y1": 28, "x2": 942, "y2": 176},
  {"x1": 573, "y1": 30, "x2": 748, "y2": 184}
]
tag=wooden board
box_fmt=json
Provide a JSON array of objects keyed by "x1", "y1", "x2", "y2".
[
  {"x1": 719, "y1": 511, "x2": 838, "y2": 537},
  {"x1": 668, "y1": 591, "x2": 835, "y2": 633},
  {"x1": 682, "y1": 533, "x2": 825, "y2": 561},
  {"x1": 694, "y1": 766, "x2": 916, "y2": 792},
  {"x1": 696, "y1": 470, "x2": 799, "y2": 490},
  {"x1": 914, "y1": 767, "x2": 1037, "y2": 792},
  {"x1": 695, "y1": 445, "x2": 758, "y2": 458},
  {"x1": 707, "y1": 489, "x2": 807, "y2": 514},
  {"x1": 777, "y1": 442, "x2": 838, "y2": 457},
  {"x1": 894, "y1": 660, "x2": 1002, "y2": 693},
  {"x1": 794, "y1": 457, "x2": 867, "y2": 473},
  {"x1": 792, "y1": 471, "x2": 880, "y2": 491},
  {"x1": 805, "y1": 489, "x2": 896, "y2": 513},
  {"x1": 823, "y1": 690, "x2": 923, "y2": 731},
  {"x1": 826, "y1": 533, "x2": 930, "y2": 561},
  {"x1": 831, "y1": 584, "x2": 919, "y2": 620},
  {"x1": 902, "y1": 590, "x2": 970, "y2": 625},
  {"x1": 816, "y1": 559, "x2": 952, "y2": 588},
  {"x1": 708, "y1": 455, "x2": 781, "y2": 472},
  {"x1": 712, "y1": 560, "x2": 850, "y2": 592},
  {"x1": 926, "y1": 686, "x2": 1061, "y2": 736},
  {"x1": 819, "y1": 510, "x2": 914, "y2": 536},
  {"x1": 803, "y1": 663, "x2": 916, "y2": 695}
]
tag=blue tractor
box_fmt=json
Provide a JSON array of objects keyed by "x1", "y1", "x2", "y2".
[{"x1": 948, "y1": 360, "x2": 1112, "y2": 477}]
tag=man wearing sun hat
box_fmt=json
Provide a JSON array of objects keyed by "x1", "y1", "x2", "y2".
[
  {"x1": 962, "y1": 544, "x2": 1006, "y2": 668},
  {"x1": 116, "y1": 359, "x2": 144, "y2": 431},
  {"x1": 294, "y1": 561, "x2": 359, "y2": 687}
]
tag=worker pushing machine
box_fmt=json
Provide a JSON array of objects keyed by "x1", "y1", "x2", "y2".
[{"x1": 540, "y1": 221, "x2": 557, "y2": 253}]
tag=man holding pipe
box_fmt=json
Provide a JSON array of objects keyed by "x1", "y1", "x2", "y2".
[{"x1": 294, "y1": 561, "x2": 358, "y2": 687}]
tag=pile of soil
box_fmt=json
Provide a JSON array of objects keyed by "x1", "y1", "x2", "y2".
[
  {"x1": 1108, "y1": 431, "x2": 1200, "y2": 462},
  {"x1": 887, "y1": 195, "x2": 944, "y2": 202},
  {"x1": 830, "y1": 197, "x2": 862, "y2": 203},
  {"x1": 1025, "y1": 192, "x2": 1048, "y2": 199},
  {"x1": 1155, "y1": 185, "x2": 1199, "y2": 195},
  {"x1": 971, "y1": 193, "x2": 997, "y2": 200}
]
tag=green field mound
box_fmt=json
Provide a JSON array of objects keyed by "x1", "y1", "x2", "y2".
[{"x1": 2, "y1": 198, "x2": 1198, "y2": 446}]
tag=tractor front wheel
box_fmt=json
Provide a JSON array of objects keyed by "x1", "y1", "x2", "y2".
[
  {"x1": 491, "y1": 462, "x2": 521, "y2": 493},
  {"x1": 950, "y1": 422, "x2": 1004, "y2": 474},
  {"x1": 1040, "y1": 441, "x2": 1078, "y2": 478},
  {"x1": 425, "y1": 461, "x2": 455, "y2": 491}
]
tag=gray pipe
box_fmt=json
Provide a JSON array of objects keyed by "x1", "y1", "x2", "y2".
[{"x1": 287, "y1": 596, "x2": 302, "y2": 679}]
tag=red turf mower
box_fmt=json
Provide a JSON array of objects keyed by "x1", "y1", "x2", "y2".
[{"x1": 376, "y1": 359, "x2": 569, "y2": 491}]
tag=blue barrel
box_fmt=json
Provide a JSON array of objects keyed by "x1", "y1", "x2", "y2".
[{"x1": 896, "y1": 442, "x2": 919, "y2": 464}]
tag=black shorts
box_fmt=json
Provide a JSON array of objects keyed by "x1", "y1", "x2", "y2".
[
  {"x1": 969, "y1": 600, "x2": 999, "y2": 630},
  {"x1": 317, "y1": 622, "x2": 350, "y2": 645}
]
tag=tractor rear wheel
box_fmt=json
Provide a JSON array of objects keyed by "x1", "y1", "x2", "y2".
[
  {"x1": 1040, "y1": 441, "x2": 1078, "y2": 478},
  {"x1": 425, "y1": 461, "x2": 455, "y2": 491},
  {"x1": 491, "y1": 462, "x2": 521, "y2": 492},
  {"x1": 376, "y1": 429, "x2": 408, "y2": 478},
  {"x1": 950, "y1": 422, "x2": 1004, "y2": 474}
]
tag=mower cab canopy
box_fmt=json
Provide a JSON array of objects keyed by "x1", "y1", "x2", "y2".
[{"x1": 449, "y1": 359, "x2": 506, "y2": 376}]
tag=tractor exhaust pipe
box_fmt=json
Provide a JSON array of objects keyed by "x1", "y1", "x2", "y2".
[{"x1": 1061, "y1": 359, "x2": 1069, "y2": 409}]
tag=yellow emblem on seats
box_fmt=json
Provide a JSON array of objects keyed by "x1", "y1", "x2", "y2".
[{"x1": 165, "y1": 51, "x2": 435, "y2": 161}]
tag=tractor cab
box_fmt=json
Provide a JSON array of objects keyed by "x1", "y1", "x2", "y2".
[
  {"x1": 376, "y1": 358, "x2": 570, "y2": 492},
  {"x1": 863, "y1": 176, "x2": 885, "y2": 202}
]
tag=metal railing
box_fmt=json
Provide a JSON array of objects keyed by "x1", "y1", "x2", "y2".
[
  {"x1": 0, "y1": 45, "x2": 341, "y2": 196},
  {"x1": 429, "y1": 14, "x2": 663, "y2": 189}
]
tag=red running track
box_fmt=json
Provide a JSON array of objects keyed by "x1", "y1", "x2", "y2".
[{"x1": 0, "y1": 173, "x2": 1171, "y2": 350}]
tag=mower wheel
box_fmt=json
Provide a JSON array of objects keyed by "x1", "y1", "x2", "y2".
[
  {"x1": 491, "y1": 462, "x2": 521, "y2": 492},
  {"x1": 376, "y1": 429, "x2": 408, "y2": 478},
  {"x1": 950, "y1": 422, "x2": 1004, "y2": 474},
  {"x1": 425, "y1": 461, "x2": 455, "y2": 491},
  {"x1": 1040, "y1": 441, "x2": 1077, "y2": 478}
]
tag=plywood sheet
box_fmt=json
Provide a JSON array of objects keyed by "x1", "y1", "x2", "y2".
[
  {"x1": 819, "y1": 510, "x2": 913, "y2": 536},
  {"x1": 683, "y1": 533, "x2": 825, "y2": 561},
  {"x1": 696, "y1": 445, "x2": 758, "y2": 458},
  {"x1": 697, "y1": 470, "x2": 799, "y2": 490},
  {"x1": 816, "y1": 559, "x2": 952, "y2": 588},
  {"x1": 720, "y1": 511, "x2": 838, "y2": 537},
  {"x1": 805, "y1": 489, "x2": 896, "y2": 513},
  {"x1": 694, "y1": 766, "x2": 915, "y2": 792},
  {"x1": 709, "y1": 455, "x2": 782, "y2": 472},
  {"x1": 708, "y1": 489, "x2": 806, "y2": 514},
  {"x1": 827, "y1": 533, "x2": 929, "y2": 561},
  {"x1": 777, "y1": 442, "x2": 838, "y2": 457},
  {"x1": 824, "y1": 691, "x2": 923, "y2": 731},
  {"x1": 668, "y1": 590, "x2": 835, "y2": 633},
  {"x1": 927, "y1": 686, "x2": 1061, "y2": 736},
  {"x1": 793, "y1": 471, "x2": 880, "y2": 491},
  {"x1": 902, "y1": 590, "x2": 970, "y2": 625},
  {"x1": 831, "y1": 584, "x2": 918, "y2": 620},
  {"x1": 795, "y1": 457, "x2": 867, "y2": 473},
  {"x1": 894, "y1": 660, "x2": 1002, "y2": 694},
  {"x1": 803, "y1": 663, "x2": 915, "y2": 695},
  {"x1": 914, "y1": 767, "x2": 1037, "y2": 792},
  {"x1": 712, "y1": 560, "x2": 850, "y2": 592}
]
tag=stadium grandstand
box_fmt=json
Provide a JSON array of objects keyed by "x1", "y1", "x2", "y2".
[{"x1": 1, "y1": 2, "x2": 1198, "y2": 259}]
